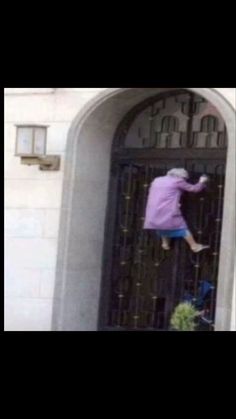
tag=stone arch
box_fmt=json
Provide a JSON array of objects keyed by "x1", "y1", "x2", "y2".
[{"x1": 52, "y1": 88, "x2": 235, "y2": 331}]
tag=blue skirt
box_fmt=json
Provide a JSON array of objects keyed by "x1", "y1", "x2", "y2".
[{"x1": 156, "y1": 229, "x2": 189, "y2": 238}]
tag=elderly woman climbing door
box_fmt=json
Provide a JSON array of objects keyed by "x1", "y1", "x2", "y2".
[{"x1": 143, "y1": 168, "x2": 210, "y2": 253}]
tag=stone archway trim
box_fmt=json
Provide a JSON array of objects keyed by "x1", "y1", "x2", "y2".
[{"x1": 52, "y1": 88, "x2": 235, "y2": 331}]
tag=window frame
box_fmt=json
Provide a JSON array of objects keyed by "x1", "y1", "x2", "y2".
[{"x1": 15, "y1": 125, "x2": 49, "y2": 157}]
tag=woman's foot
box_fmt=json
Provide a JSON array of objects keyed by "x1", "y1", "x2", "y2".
[
  {"x1": 161, "y1": 243, "x2": 171, "y2": 250},
  {"x1": 161, "y1": 237, "x2": 171, "y2": 250},
  {"x1": 191, "y1": 244, "x2": 210, "y2": 253}
]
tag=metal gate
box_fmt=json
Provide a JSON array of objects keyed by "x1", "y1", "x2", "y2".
[{"x1": 98, "y1": 90, "x2": 227, "y2": 331}]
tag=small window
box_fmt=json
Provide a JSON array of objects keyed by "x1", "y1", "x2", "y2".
[
  {"x1": 161, "y1": 116, "x2": 179, "y2": 133},
  {"x1": 15, "y1": 126, "x2": 47, "y2": 156},
  {"x1": 201, "y1": 115, "x2": 218, "y2": 133}
]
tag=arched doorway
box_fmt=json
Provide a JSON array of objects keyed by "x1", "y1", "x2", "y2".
[
  {"x1": 98, "y1": 89, "x2": 227, "y2": 331},
  {"x1": 52, "y1": 88, "x2": 235, "y2": 331}
]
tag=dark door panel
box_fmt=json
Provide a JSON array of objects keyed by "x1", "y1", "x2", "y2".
[{"x1": 98, "y1": 90, "x2": 227, "y2": 331}]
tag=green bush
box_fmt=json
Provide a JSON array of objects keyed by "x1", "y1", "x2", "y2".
[{"x1": 170, "y1": 302, "x2": 199, "y2": 331}]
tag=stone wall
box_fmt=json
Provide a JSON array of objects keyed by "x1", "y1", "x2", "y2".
[{"x1": 4, "y1": 88, "x2": 104, "y2": 330}]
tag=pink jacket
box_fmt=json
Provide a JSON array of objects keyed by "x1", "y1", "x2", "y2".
[{"x1": 143, "y1": 175, "x2": 206, "y2": 230}]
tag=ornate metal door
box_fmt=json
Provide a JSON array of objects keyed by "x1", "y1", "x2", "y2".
[{"x1": 98, "y1": 90, "x2": 227, "y2": 331}]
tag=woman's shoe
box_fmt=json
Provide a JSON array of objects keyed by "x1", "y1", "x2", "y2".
[
  {"x1": 161, "y1": 244, "x2": 171, "y2": 250},
  {"x1": 191, "y1": 244, "x2": 210, "y2": 253}
]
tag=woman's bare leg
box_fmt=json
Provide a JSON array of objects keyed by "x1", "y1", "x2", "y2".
[{"x1": 184, "y1": 232, "x2": 198, "y2": 248}]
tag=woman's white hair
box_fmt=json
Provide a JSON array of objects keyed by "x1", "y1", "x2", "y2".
[{"x1": 167, "y1": 168, "x2": 189, "y2": 179}]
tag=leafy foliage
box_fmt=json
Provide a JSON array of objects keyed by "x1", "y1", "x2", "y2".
[{"x1": 170, "y1": 302, "x2": 199, "y2": 331}]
